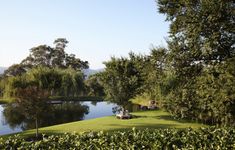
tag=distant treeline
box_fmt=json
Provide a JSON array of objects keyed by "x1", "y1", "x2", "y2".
[{"x1": 0, "y1": 38, "x2": 105, "y2": 101}]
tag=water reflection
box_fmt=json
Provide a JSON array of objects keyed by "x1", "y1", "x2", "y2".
[
  {"x1": 3, "y1": 102, "x2": 89, "y2": 131},
  {"x1": 0, "y1": 101, "x2": 140, "y2": 135}
]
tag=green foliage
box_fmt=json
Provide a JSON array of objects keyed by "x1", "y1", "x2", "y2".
[
  {"x1": 158, "y1": 0, "x2": 234, "y2": 64},
  {"x1": 130, "y1": 92, "x2": 152, "y2": 106},
  {"x1": 3, "y1": 64, "x2": 26, "y2": 77},
  {"x1": 141, "y1": 47, "x2": 169, "y2": 102},
  {"x1": 28, "y1": 67, "x2": 62, "y2": 90},
  {"x1": 100, "y1": 47, "x2": 170, "y2": 107},
  {"x1": 1, "y1": 127, "x2": 235, "y2": 149},
  {"x1": 101, "y1": 53, "x2": 144, "y2": 105},
  {"x1": 4, "y1": 38, "x2": 88, "y2": 76},
  {"x1": 100, "y1": 38, "x2": 235, "y2": 125},
  {"x1": 85, "y1": 73, "x2": 105, "y2": 97},
  {"x1": 195, "y1": 58, "x2": 235, "y2": 125},
  {"x1": 155, "y1": 0, "x2": 235, "y2": 125},
  {"x1": 8, "y1": 84, "x2": 51, "y2": 137},
  {"x1": 2, "y1": 66, "x2": 86, "y2": 99},
  {"x1": 0, "y1": 77, "x2": 8, "y2": 97},
  {"x1": 2, "y1": 66, "x2": 86, "y2": 136},
  {"x1": 58, "y1": 68, "x2": 85, "y2": 97}
]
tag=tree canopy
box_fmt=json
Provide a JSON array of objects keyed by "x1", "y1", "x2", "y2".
[
  {"x1": 100, "y1": 53, "x2": 144, "y2": 105},
  {"x1": 156, "y1": 0, "x2": 235, "y2": 125},
  {"x1": 4, "y1": 38, "x2": 89, "y2": 77}
]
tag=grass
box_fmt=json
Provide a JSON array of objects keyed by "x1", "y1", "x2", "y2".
[
  {"x1": 1, "y1": 110, "x2": 207, "y2": 138},
  {"x1": 129, "y1": 94, "x2": 151, "y2": 106},
  {"x1": 0, "y1": 98, "x2": 14, "y2": 104},
  {"x1": 130, "y1": 98, "x2": 149, "y2": 106}
]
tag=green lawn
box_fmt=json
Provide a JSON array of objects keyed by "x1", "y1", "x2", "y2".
[
  {"x1": 3, "y1": 110, "x2": 206, "y2": 138},
  {"x1": 0, "y1": 98, "x2": 13, "y2": 104}
]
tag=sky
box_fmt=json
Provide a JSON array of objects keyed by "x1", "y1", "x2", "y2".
[{"x1": 0, "y1": 0, "x2": 169, "y2": 69}]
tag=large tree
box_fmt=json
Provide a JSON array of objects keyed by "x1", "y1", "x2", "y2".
[
  {"x1": 4, "y1": 38, "x2": 89, "y2": 76},
  {"x1": 85, "y1": 73, "x2": 105, "y2": 97},
  {"x1": 3, "y1": 66, "x2": 86, "y2": 99},
  {"x1": 157, "y1": 0, "x2": 235, "y2": 125},
  {"x1": 8, "y1": 74, "x2": 51, "y2": 138},
  {"x1": 158, "y1": 0, "x2": 234, "y2": 62},
  {"x1": 3, "y1": 64, "x2": 26, "y2": 77},
  {"x1": 15, "y1": 86, "x2": 50, "y2": 137},
  {"x1": 101, "y1": 54, "x2": 143, "y2": 105}
]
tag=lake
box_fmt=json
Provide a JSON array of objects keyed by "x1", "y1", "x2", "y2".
[{"x1": 0, "y1": 101, "x2": 118, "y2": 136}]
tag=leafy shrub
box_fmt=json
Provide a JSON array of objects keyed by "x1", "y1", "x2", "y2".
[{"x1": 0, "y1": 127, "x2": 235, "y2": 149}]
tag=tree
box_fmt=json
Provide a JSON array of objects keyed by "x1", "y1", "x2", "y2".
[
  {"x1": 14, "y1": 86, "x2": 50, "y2": 138},
  {"x1": 196, "y1": 57, "x2": 235, "y2": 125},
  {"x1": 52, "y1": 38, "x2": 88, "y2": 70},
  {"x1": 85, "y1": 73, "x2": 105, "y2": 97},
  {"x1": 157, "y1": 0, "x2": 235, "y2": 124},
  {"x1": 2, "y1": 66, "x2": 87, "y2": 99},
  {"x1": 4, "y1": 38, "x2": 89, "y2": 77},
  {"x1": 4, "y1": 68, "x2": 59, "y2": 137},
  {"x1": 101, "y1": 54, "x2": 143, "y2": 106},
  {"x1": 21, "y1": 45, "x2": 53, "y2": 68},
  {"x1": 158, "y1": 0, "x2": 234, "y2": 64},
  {"x1": 3, "y1": 64, "x2": 26, "y2": 76},
  {"x1": 65, "y1": 54, "x2": 89, "y2": 71},
  {"x1": 2, "y1": 70, "x2": 52, "y2": 137},
  {"x1": 0, "y1": 76, "x2": 5, "y2": 97},
  {"x1": 51, "y1": 38, "x2": 67, "y2": 68},
  {"x1": 158, "y1": 0, "x2": 234, "y2": 79},
  {"x1": 142, "y1": 47, "x2": 168, "y2": 100},
  {"x1": 59, "y1": 68, "x2": 85, "y2": 97}
]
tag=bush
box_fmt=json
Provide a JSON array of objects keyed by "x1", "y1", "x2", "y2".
[{"x1": 1, "y1": 127, "x2": 235, "y2": 149}]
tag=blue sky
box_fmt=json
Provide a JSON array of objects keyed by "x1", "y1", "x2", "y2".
[{"x1": 0, "y1": 0, "x2": 169, "y2": 69}]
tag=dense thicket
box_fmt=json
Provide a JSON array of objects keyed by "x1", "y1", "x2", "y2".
[
  {"x1": 1, "y1": 128, "x2": 235, "y2": 149},
  {"x1": 157, "y1": 0, "x2": 235, "y2": 125}
]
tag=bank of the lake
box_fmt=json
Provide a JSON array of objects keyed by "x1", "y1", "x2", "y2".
[
  {"x1": 49, "y1": 96, "x2": 103, "y2": 102},
  {"x1": 0, "y1": 98, "x2": 13, "y2": 104},
  {"x1": 0, "y1": 101, "x2": 117, "y2": 135},
  {"x1": 3, "y1": 110, "x2": 207, "y2": 138},
  {"x1": 0, "y1": 96, "x2": 102, "y2": 104}
]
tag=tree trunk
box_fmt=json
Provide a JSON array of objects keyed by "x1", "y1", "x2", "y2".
[{"x1": 35, "y1": 117, "x2": 38, "y2": 138}]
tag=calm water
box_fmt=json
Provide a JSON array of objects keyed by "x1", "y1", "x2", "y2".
[{"x1": 0, "y1": 101, "x2": 117, "y2": 136}]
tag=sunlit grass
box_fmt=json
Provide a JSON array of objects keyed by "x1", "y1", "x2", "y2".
[
  {"x1": 0, "y1": 98, "x2": 13, "y2": 104},
  {"x1": 2, "y1": 110, "x2": 207, "y2": 138}
]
